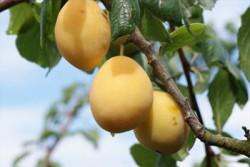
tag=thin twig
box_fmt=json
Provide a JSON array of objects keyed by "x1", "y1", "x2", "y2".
[
  {"x1": 126, "y1": 28, "x2": 250, "y2": 157},
  {"x1": 178, "y1": 49, "x2": 203, "y2": 122},
  {"x1": 43, "y1": 99, "x2": 81, "y2": 167},
  {"x1": 178, "y1": 49, "x2": 214, "y2": 167},
  {"x1": 0, "y1": 0, "x2": 28, "y2": 12},
  {"x1": 193, "y1": 65, "x2": 208, "y2": 71},
  {"x1": 242, "y1": 126, "x2": 250, "y2": 141},
  {"x1": 190, "y1": 53, "x2": 198, "y2": 65},
  {"x1": 171, "y1": 23, "x2": 214, "y2": 166}
]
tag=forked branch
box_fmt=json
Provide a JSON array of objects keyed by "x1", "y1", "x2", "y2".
[{"x1": 126, "y1": 28, "x2": 250, "y2": 157}]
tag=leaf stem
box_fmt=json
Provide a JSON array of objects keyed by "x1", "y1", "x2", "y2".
[{"x1": 120, "y1": 44, "x2": 125, "y2": 56}]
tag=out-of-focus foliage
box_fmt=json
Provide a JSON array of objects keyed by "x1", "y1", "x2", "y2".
[{"x1": 13, "y1": 83, "x2": 100, "y2": 167}]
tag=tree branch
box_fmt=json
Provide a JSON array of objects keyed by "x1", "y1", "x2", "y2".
[
  {"x1": 126, "y1": 28, "x2": 250, "y2": 157},
  {"x1": 43, "y1": 98, "x2": 82, "y2": 167},
  {"x1": 0, "y1": 0, "x2": 28, "y2": 12},
  {"x1": 164, "y1": 18, "x2": 213, "y2": 166},
  {"x1": 177, "y1": 49, "x2": 214, "y2": 167},
  {"x1": 178, "y1": 48, "x2": 203, "y2": 124},
  {"x1": 242, "y1": 126, "x2": 250, "y2": 141}
]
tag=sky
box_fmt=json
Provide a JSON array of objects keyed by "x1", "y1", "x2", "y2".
[{"x1": 1, "y1": 0, "x2": 250, "y2": 167}]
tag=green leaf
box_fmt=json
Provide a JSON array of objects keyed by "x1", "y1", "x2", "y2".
[
  {"x1": 36, "y1": 159, "x2": 61, "y2": 167},
  {"x1": 185, "y1": 130, "x2": 196, "y2": 150},
  {"x1": 74, "y1": 94, "x2": 88, "y2": 111},
  {"x1": 177, "y1": 84, "x2": 190, "y2": 103},
  {"x1": 200, "y1": 155, "x2": 221, "y2": 167},
  {"x1": 237, "y1": 7, "x2": 250, "y2": 82},
  {"x1": 152, "y1": 82, "x2": 165, "y2": 92},
  {"x1": 40, "y1": 0, "x2": 62, "y2": 46},
  {"x1": 172, "y1": 131, "x2": 196, "y2": 161},
  {"x1": 39, "y1": 129, "x2": 58, "y2": 141},
  {"x1": 13, "y1": 151, "x2": 31, "y2": 167},
  {"x1": 139, "y1": 8, "x2": 170, "y2": 42},
  {"x1": 208, "y1": 68, "x2": 236, "y2": 133},
  {"x1": 109, "y1": 35, "x2": 139, "y2": 56},
  {"x1": 159, "y1": 54, "x2": 182, "y2": 79},
  {"x1": 46, "y1": 104, "x2": 58, "y2": 121},
  {"x1": 139, "y1": 0, "x2": 192, "y2": 23},
  {"x1": 45, "y1": 102, "x2": 61, "y2": 125},
  {"x1": 238, "y1": 158, "x2": 250, "y2": 165},
  {"x1": 157, "y1": 154, "x2": 176, "y2": 167},
  {"x1": 82, "y1": 130, "x2": 100, "y2": 148},
  {"x1": 197, "y1": 0, "x2": 217, "y2": 10},
  {"x1": 188, "y1": 5, "x2": 204, "y2": 23},
  {"x1": 192, "y1": 69, "x2": 210, "y2": 94},
  {"x1": 16, "y1": 20, "x2": 61, "y2": 69},
  {"x1": 222, "y1": 148, "x2": 240, "y2": 156},
  {"x1": 171, "y1": 149, "x2": 189, "y2": 162},
  {"x1": 221, "y1": 40, "x2": 236, "y2": 55},
  {"x1": 207, "y1": 129, "x2": 232, "y2": 137},
  {"x1": 7, "y1": 3, "x2": 34, "y2": 35},
  {"x1": 85, "y1": 68, "x2": 96, "y2": 75},
  {"x1": 226, "y1": 61, "x2": 248, "y2": 108},
  {"x1": 130, "y1": 144, "x2": 158, "y2": 167},
  {"x1": 130, "y1": 53, "x2": 153, "y2": 78},
  {"x1": 161, "y1": 23, "x2": 206, "y2": 54},
  {"x1": 62, "y1": 83, "x2": 79, "y2": 104},
  {"x1": 201, "y1": 38, "x2": 225, "y2": 66},
  {"x1": 22, "y1": 140, "x2": 38, "y2": 147},
  {"x1": 225, "y1": 22, "x2": 237, "y2": 34},
  {"x1": 111, "y1": 0, "x2": 140, "y2": 40},
  {"x1": 32, "y1": 2, "x2": 42, "y2": 23}
]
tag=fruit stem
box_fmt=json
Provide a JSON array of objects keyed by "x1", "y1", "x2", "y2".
[{"x1": 120, "y1": 44, "x2": 125, "y2": 56}]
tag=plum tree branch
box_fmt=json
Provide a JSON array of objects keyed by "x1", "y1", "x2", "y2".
[
  {"x1": 177, "y1": 49, "x2": 202, "y2": 122},
  {"x1": 242, "y1": 126, "x2": 250, "y2": 141},
  {"x1": 0, "y1": 0, "x2": 28, "y2": 12},
  {"x1": 177, "y1": 49, "x2": 214, "y2": 167},
  {"x1": 170, "y1": 22, "x2": 214, "y2": 166},
  {"x1": 43, "y1": 111, "x2": 76, "y2": 167},
  {"x1": 169, "y1": 22, "x2": 204, "y2": 125},
  {"x1": 43, "y1": 96, "x2": 83, "y2": 167},
  {"x1": 126, "y1": 28, "x2": 250, "y2": 157}
]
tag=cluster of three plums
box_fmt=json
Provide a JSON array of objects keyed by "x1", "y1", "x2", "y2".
[{"x1": 55, "y1": 0, "x2": 189, "y2": 154}]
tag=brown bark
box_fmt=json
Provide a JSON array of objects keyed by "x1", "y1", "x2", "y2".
[
  {"x1": 0, "y1": 0, "x2": 28, "y2": 12},
  {"x1": 126, "y1": 28, "x2": 250, "y2": 157}
]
